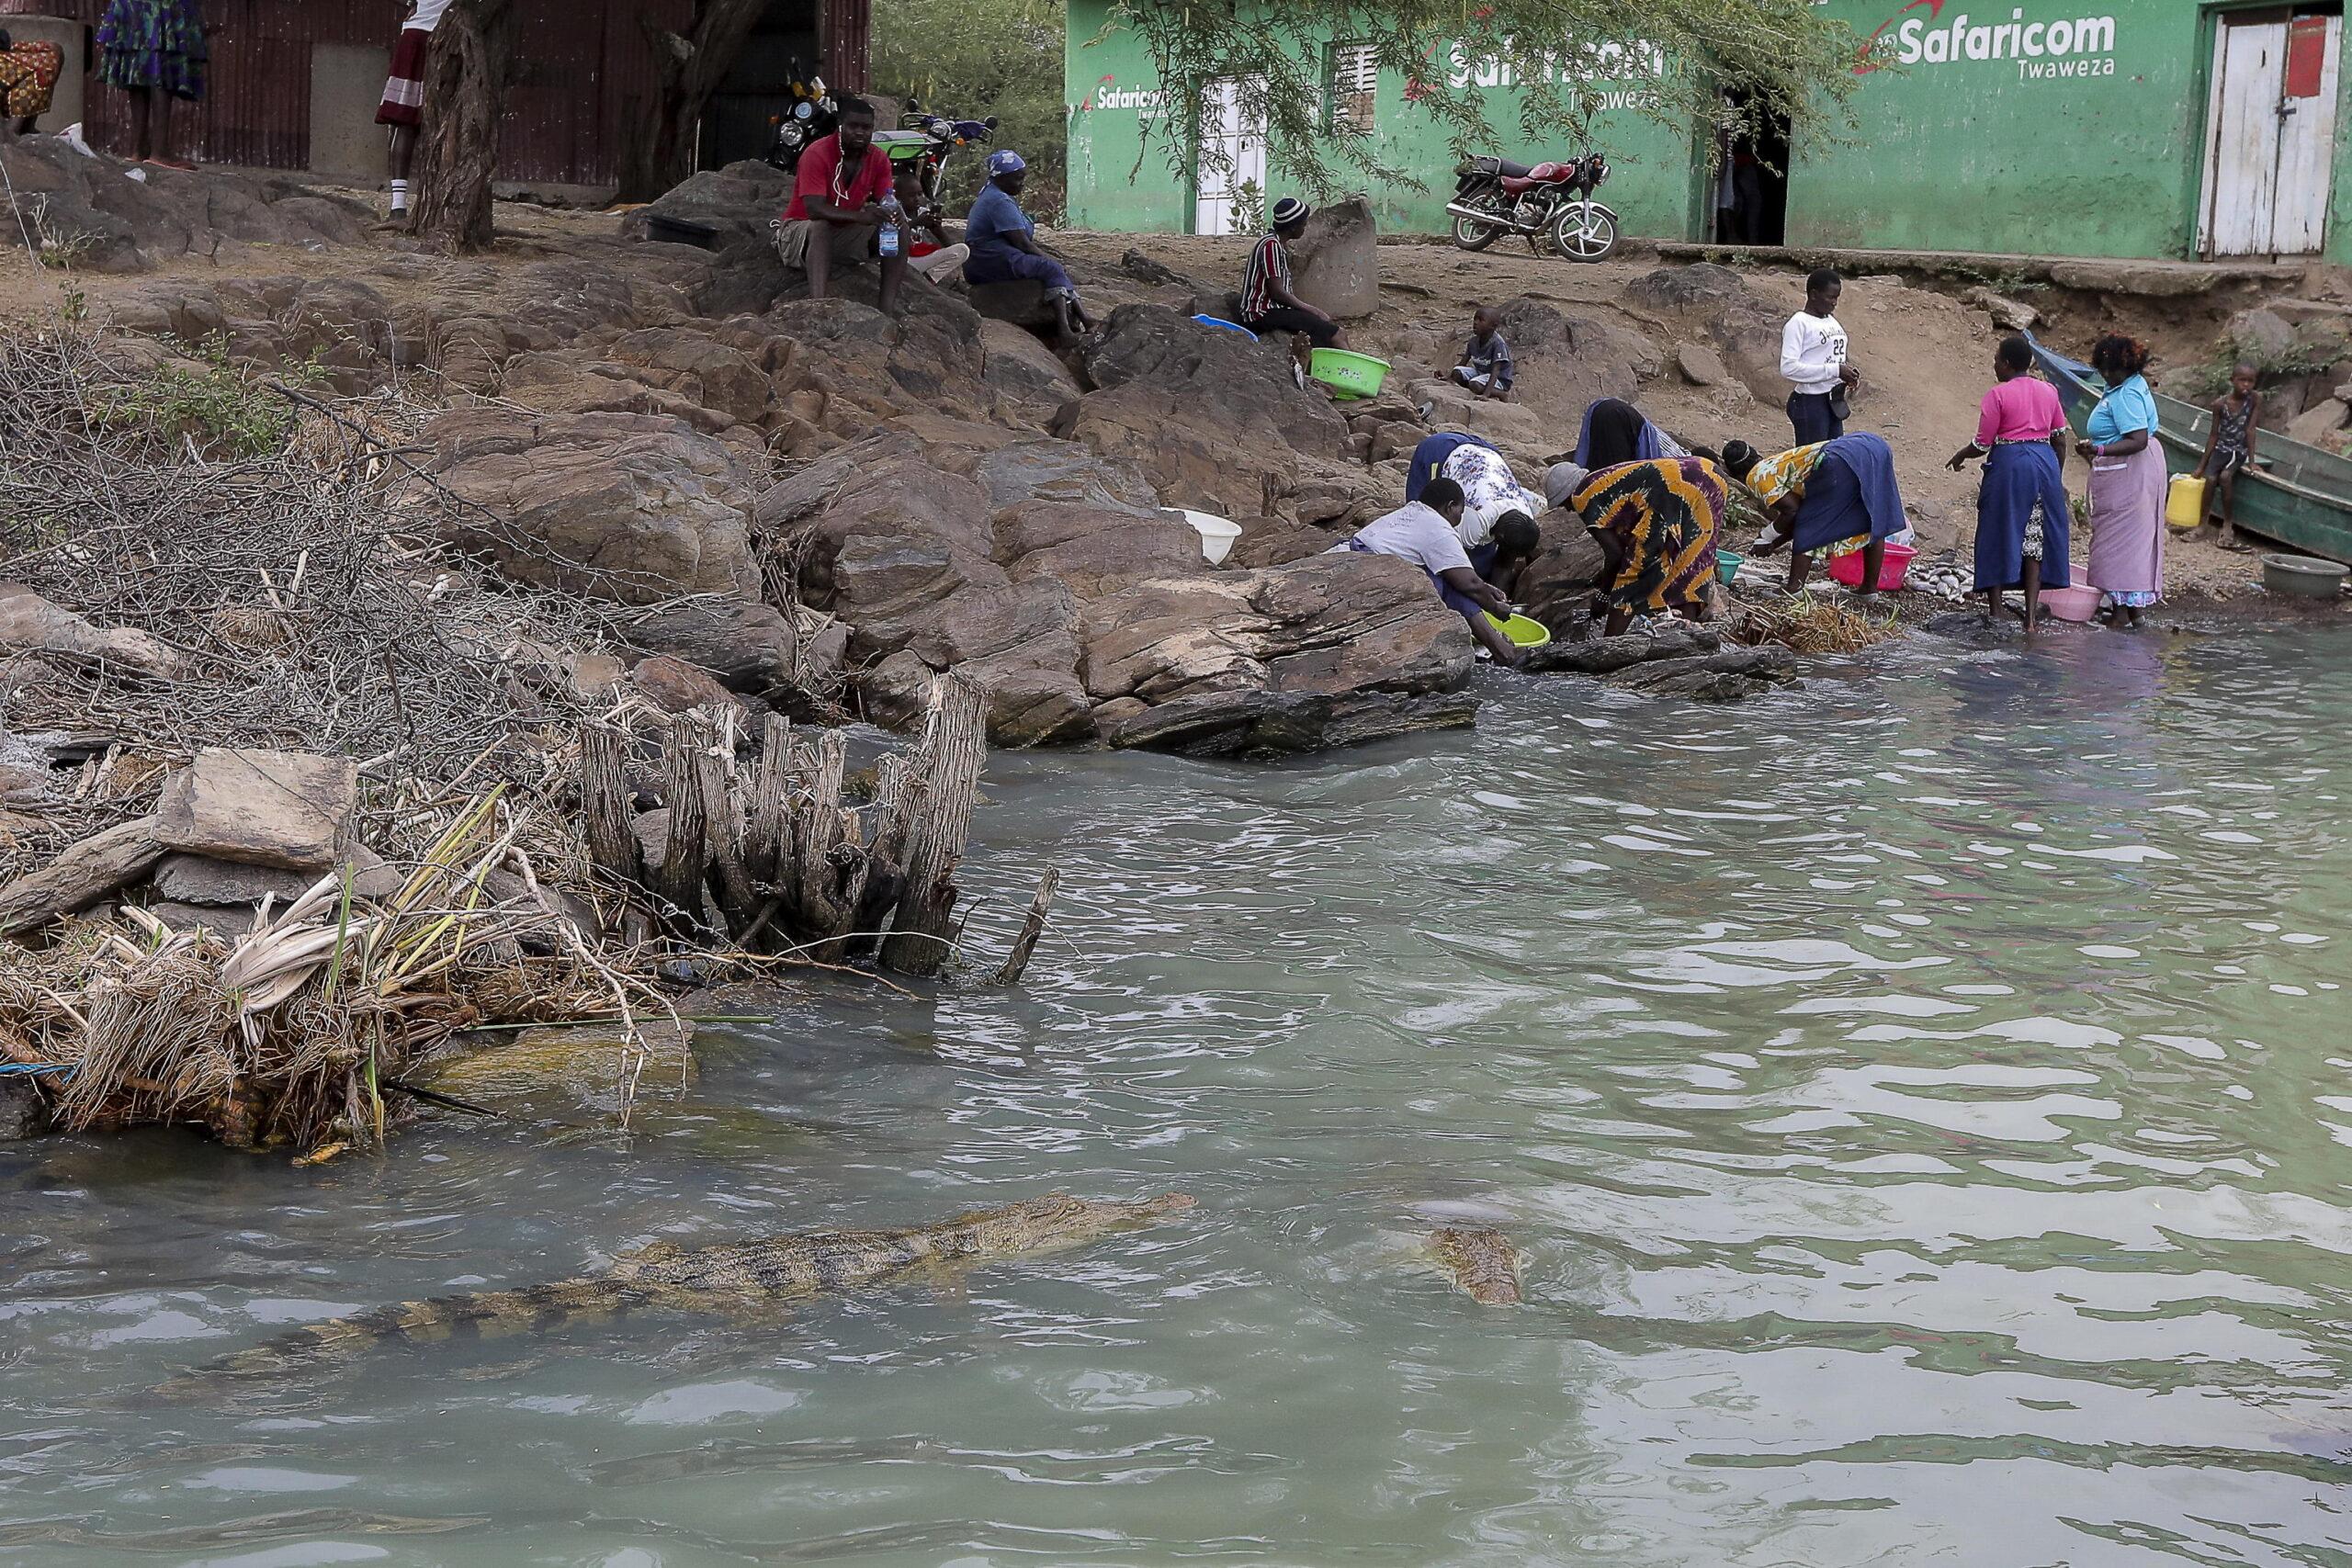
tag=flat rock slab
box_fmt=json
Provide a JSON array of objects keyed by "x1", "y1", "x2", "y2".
[
  {"x1": 154, "y1": 749, "x2": 357, "y2": 873},
  {"x1": 1526, "y1": 625, "x2": 1721, "y2": 674},
  {"x1": 151, "y1": 844, "x2": 401, "y2": 908}
]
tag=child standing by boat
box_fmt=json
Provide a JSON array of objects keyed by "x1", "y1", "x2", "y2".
[{"x1": 2191, "y1": 364, "x2": 2259, "y2": 553}]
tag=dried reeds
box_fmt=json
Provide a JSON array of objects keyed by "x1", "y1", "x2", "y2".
[
  {"x1": 1732, "y1": 593, "x2": 1906, "y2": 656},
  {"x1": 1, "y1": 790, "x2": 662, "y2": 1156}
]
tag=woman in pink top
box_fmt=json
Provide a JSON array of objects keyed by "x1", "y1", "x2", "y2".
[{"x1": 1948, "y1": 336, "x2": 2072, "y2": 638}]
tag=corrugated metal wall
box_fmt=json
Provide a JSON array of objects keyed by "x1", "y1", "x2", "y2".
[
  {"x1": 0, "y1": 0, "x2": 864, "y2": 186},
  {"x1": 821, "y1": 0, "x2": 865, "y2": 91}
]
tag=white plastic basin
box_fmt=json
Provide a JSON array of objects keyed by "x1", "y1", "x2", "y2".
[{"x1": 1172, "y1": 508, "x2": 1243, "y2": 565}]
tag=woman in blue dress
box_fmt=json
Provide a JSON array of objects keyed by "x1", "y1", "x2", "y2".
[{"x1": 962, "y1": 151, "x2": 1089, "y2": 337}]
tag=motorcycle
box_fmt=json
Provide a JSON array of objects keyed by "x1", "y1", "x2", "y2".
[
  {"x1": 875, "y1": 101, "x2": 1000, "y2": 215},
  {"x1": 1445, "y1": 151, "x2": 1619, "y2": 262},
  {"x1": 764, "y1": 68, "x2": 838, "y2": 175}
]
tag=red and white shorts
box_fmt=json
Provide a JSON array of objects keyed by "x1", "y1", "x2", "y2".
[{"x1": 375, "y1": 28, "x2": 430, "y2": 128}]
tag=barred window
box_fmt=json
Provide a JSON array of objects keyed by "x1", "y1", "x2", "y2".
[{"x1": 1330, "y1": 42, "x2": 1376, "y2": 135}]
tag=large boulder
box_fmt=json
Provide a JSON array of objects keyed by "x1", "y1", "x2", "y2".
[
  {"x1": 0, "y1": 138, "x2": 368, "y2": 274},
  {"x1": 978, "y1": 319, "x2": 1081, "y2": 424},
  {"x1": 1492, "y1": 294, "x2": 1661, "y2": 414},
  {"x1": 617, "y1": 160, "x2": 797, "y2": 250},
  {"x1": 1286, "y1": 196, "x2": 1381, "y2": 320},
  {"x1": 1078, "y1": 551, "x2": 1473, "y2": 729},
  {"x1": 1079, "y1": 304, "x2": 1344, "y2": 454},
  {"x1": 2285, "y1": 398, "x2": 2348, "y2": 447},
  {"x1": 621, "y1": 596, "x2": 809, "y2": 693},
  {"x1": 1059, "y1": 306, "x2": 1350, "y2": 519},
  {"x1": 423, "y1": 411, "x2": 761, "y2": 605},
  {"x1": 1516, "y1": 514, "x2": 1610, "y2": 631}
]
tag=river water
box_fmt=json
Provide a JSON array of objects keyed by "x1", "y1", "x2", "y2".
[{"x1": 6, "y1": 625, "x2": 2351, "y2": 1566}]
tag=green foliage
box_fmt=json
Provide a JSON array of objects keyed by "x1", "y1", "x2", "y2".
[
  {"x1": 91, "y1": 336, "x2": 322, "y2": 461},
  {"x1": 872, "y1": 0, "x2": 1069, "y2": 222},
  {"x1": 2173, "y1": 320, "x2": 2350, "y2": 405},
  {"x1": 1094, "y1": 0, "x2": 1862, "y2": 198}
]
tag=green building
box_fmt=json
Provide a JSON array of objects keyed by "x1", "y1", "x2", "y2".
[{"x1": 1063, "y1": 1, "x2": 2352, "y2": 265}]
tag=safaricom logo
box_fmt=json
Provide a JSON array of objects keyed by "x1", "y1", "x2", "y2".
[
  {"x1": 1083, "y1": 74, "x2": 1168, "y2": 111},
  {"x1": 1859, "y1": 4, "x2": 2120, "y2": 79}
]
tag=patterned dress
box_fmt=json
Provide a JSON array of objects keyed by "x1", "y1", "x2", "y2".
[
  {"x1": 0, "y1": 38, "x2": 64, "y2": 120},
  {"x1": 97, "y1": 0, "x2": 208, "y2": 99},
  {"x1": 1572, "y1": 457, "x2": 1728, "y2": 620}
]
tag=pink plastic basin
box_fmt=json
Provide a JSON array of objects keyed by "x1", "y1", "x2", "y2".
[
  {"x1": 1826, "y1": 541, "x2": 1917, "y2": 592},
  {"x1": 2039, "y1": 584, "x2": 2100, "y2": 622}
]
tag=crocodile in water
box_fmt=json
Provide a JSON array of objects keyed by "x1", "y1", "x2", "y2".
[{"x1": 165, "y1": 1191, "x2": 1195, "y2": 1390}]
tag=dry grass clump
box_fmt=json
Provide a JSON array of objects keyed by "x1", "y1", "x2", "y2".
[
  {"x1": 0, "y1": 790, "x2": 662, "y2": 1157},
  {"x1": 1731, "y1": 592, "x2": 1906, "y2": 656}
]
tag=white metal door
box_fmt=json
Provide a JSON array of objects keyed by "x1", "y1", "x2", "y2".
[
  {"x1": 2272, "y1": 15, "x2": 2342, "y2": 254},
  {"x1": 1193, "y1": 77, "x2": 1267, "y2": 237},
  {"x1": 2200, "y1": 13, "x2": 2341, "y2": 256}
]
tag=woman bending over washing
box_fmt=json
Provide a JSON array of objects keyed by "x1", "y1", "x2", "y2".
[{"x1": 1723, "y1": 433, "x2": 1909, "y2": 596}]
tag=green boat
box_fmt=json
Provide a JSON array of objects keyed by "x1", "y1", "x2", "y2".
[{"x1": 2028, "y1": 334, "x2": 2352, "y2": 566}]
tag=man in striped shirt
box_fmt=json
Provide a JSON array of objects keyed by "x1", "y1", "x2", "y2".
[{"x1": 1239, "y1": 197, "x2": 1348, "y2": 353}]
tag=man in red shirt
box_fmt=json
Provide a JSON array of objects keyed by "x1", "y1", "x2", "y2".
[{"x1": 774, "y1": 96, "x2": 906, "y2": 315}]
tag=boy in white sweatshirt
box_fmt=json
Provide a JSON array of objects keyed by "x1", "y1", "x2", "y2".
[{"x1": 1781, "y1": 268, "x2": 1861, "y2": 445}]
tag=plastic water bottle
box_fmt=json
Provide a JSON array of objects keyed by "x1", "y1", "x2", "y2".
[{"x1": 878, "y1": 194, "x2": 902, "y2": 259}]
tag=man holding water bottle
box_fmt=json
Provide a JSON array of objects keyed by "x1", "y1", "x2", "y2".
[{"x1": 772, "y1": 96, "x2": 908, "y2": 316}]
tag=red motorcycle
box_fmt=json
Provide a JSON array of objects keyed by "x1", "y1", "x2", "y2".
[{"x1": 1446, "y1": 152, "x2": 1619, "y2": 262}]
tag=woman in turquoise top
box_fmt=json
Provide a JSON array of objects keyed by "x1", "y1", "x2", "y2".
[{"x1": 2078, "y1": 333, "x2": 2165, "y2": 626}]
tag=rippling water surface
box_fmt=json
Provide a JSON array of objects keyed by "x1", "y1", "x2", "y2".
[{"x1": 6, "y1": 626, "x2": 2352, "y2": 1566}]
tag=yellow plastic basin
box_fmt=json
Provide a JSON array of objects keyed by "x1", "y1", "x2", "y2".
[{"x1": 1487, "y1": 612, "x2": 1552, "y2": 649}]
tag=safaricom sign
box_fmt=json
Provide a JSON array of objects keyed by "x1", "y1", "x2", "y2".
[{"x1": 1886, "y1": 9, "x2": 2121, "y2": 78}]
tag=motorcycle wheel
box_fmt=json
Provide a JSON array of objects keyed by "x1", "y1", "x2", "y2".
[
  {"x1": 1451, "y1": 211, "x2": 1503, "y2": 252},
  {"x1": 1552, "y1": 203, "x2": 1619, "y2": 262}
]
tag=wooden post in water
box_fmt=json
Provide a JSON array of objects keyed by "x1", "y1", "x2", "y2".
[
  {"x1": 572, "y1": 675, "x2": 992, "y2": 975},
  {"x1": 880, "y1": 673, "x2": 988, "y2": 976}
]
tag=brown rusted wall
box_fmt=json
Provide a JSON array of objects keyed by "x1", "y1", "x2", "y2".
[{"x1": 0, "y1": 0, "x2": 865, "y2": 186}]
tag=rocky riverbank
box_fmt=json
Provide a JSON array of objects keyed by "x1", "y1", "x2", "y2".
[{"x1": 1, "y1": 140, "x2": 2339, "y2": 1157}]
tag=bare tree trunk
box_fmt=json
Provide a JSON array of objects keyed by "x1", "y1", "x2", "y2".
[
  {"x1": 409, "y1": 0, "x2": 519, "y2": 253},
  {"x1": 878, "y1": 674, "x2": 989, "y2": 976},
  {"x1": 616, "y1": 0, "x2": 773, "y2": 204}
]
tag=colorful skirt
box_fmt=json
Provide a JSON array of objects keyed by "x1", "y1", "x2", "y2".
[
  {"x1": 1973, "y1": 441, "x2": 2071, "y2": 592},
  {"x1": 376, "y1": 27, "x2": 431, "y2": 128},
  {"x1": 97, "y1": 0, "x2": 209, "y2": 99},
  {"x1": 2086, "y1": 441, "x2": 2166, "y2": 602},
  {"x1": 0, "y1": 39, "x2": 65, "y2": 119},
  {"x1": 1573, "y1": 456, "x2": 1725, "y2": 619}
]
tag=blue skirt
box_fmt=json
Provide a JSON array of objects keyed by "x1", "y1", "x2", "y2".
[
  {"x1": 963, "y1": 246, "x2": 1074, "y2": 293},
  {"x1": 1973, "y1": 442, "x2": 2070, "y2": 592},
  {"x1": 1791, "y1": 433, "x2": 1905, "y2": 556}
]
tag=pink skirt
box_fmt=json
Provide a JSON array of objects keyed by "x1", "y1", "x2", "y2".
[{"x1": 2086, "y1": 441, "x2": 2165, "y2": 598}]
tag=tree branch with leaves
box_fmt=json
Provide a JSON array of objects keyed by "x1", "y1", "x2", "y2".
[{"x1": 1098, "y1": 0, "x2": 1860, "y2": 197}]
